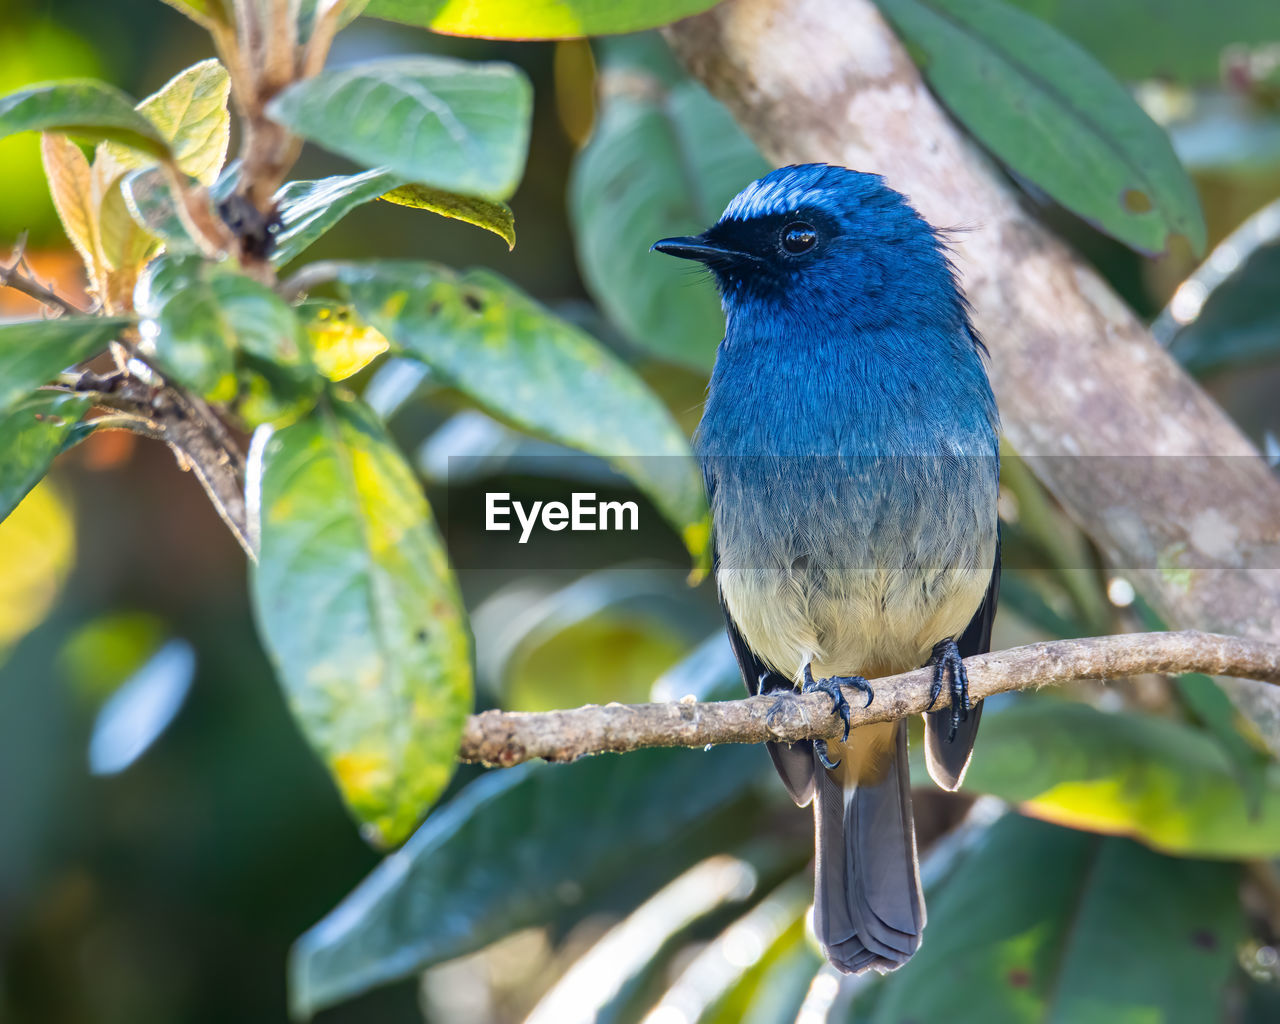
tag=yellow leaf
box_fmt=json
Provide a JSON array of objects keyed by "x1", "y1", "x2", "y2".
[
  {"x1": 0, "y1": 482, "x2": 75, "y2": 662},
  {"x1": 39, "y1": 132, "x2": 100, "y2": 277},
  {"x1": 379, "y1": 184, "x2": 516, "y2": 250},
  {"x1": 302, "y1": 302, "x2": 390, "y2": 381},
  {"x1": 98, "y1": 177, "x2": 157, "y2": 275},
  {"x1": 102, "y1": 59, "x2": 231, "y2": 185}
]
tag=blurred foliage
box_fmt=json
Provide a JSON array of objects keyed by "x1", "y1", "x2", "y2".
[
  {"x1": 0, "y1": 1, "x2": 1279, "y2": 1023},
  {"x1": 872, "y1": 815, "x2": 1245, "y2": 1024},
  {"x1": 0, "y1": 484, "x2": 75, "y2": 657},
  {"x1": 0, "y1": 19, "x2": 103, "y2": 241},
  {"x1": 874, "y1": 0, "x2": 1206, "y2": 256},
  {"x1": 569, "y1": 34, "x2": 769, "y2": 370}
]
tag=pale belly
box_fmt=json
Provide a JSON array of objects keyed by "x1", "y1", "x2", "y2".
[
  {"x1": 710, "y1": 448, "x2": 999, "y2": 683},
  {"x1": 718, "y1": 548, "x2": 995, "y2": 682}
]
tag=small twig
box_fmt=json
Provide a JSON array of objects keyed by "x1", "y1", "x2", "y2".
[
  {"x1": 459, "y1": 630, "x2": 1280, "y2": 766},
  {"x1": 1, "y1": 243, "x2": 85, "y2": 316},
  {"x1": 73, "y1": 370, "x2": 254, "y2": 558}
]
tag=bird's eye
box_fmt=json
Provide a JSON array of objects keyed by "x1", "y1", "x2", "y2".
[{"x1": 780, "y1": 222, "x2": 817, "y2": 254}]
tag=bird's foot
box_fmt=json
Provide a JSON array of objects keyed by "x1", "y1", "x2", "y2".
[
  {"x1": 814, "y1": 739, "x2": 841, "y2": 771},
  {"x1": 927, "y1": 638, "x2": 970, "y2": 742},
  {"x1": 802, "y1": 663, "x2": 872, "y2": 743}
]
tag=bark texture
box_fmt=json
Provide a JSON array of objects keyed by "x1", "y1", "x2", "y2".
[
  {"x1": 460, "y1": 630, "x2": 1280, "y2": 766},
  {"x1": 663, "y1": 0, "x2": 1280, "y2": 744}
]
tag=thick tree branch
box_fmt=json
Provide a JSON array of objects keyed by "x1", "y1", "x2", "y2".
[
  {"x1": 460, "y1": 630, "x2": 1280, "y2": 766},
  {"x1": 664, "y1": 0, "x2": 1280, "y2": 748}
]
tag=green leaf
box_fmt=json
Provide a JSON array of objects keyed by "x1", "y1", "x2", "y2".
[
  {"x1": 570, "y1": 40, "x2": 768, "y2": 370},
  {"x1": 0, "y1": 80, "x2": 169, "y2": 160},
  {"x1": 872, "y1": 815, "x2": 1244, "y2": 1023},
  {"x1": 250, "y1": 392, "x2": 472, "y2": 847},
  {"x1": 330, "y1": 261, "x2": 711, "y2": 570},
  {"x1": 363, "y1": 0, "x2": 725, "y2": 38},
  {"x1": 272, "y1": 169, "x2": 401, "y2": 267},
  {"x1": 962, "y1": 699, "x2": 1280, "y2": 857},
  {"x1": 135, "y1": 255, "x2": 306, "y2": 400},
  {"x1": 1007, "y1": 0, "x2": 1280, "y2": 86},
  {"x1": 289, "y1": 741, "x2": 764, "y2": 1016},
  {"x1": 0, "y1": 392, "x2": 94, "y2": 520},
  {"x1": 271, "y1": 168, "x2": 517, "y2": 268},
  {"x1": 1167, "y1": 238, "x2": 1280, "y2": 376},
  {"x1": 1175, "y1": 673, "x2": 1272, "y2": 819},
  {"x1": 380, "y1": 183, "x2": 515, "y2": 249},
  {"x1": 0, "y1": 317, "x2": 129, "y2": 413},
  {"x1": 265, "y1": 56, "x2": 532, "y2": 201},
  {"x1": 120, "y1": 166, "x2": 200, "y2": 251},
  {"x1": 103, "y1": 59, "x2": 230, "y2": 185},
  {"x1": 873, "y1": 0, "x2": 1206, "y2": 256}
]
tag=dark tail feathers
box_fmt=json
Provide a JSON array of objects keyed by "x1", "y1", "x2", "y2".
[{"x1": 812, "y1": 721, "x2": 923, "y2": 973}]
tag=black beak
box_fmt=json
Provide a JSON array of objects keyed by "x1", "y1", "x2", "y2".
[{"x1": 650, "y1": 235, "x2": 741, "y2": 263}]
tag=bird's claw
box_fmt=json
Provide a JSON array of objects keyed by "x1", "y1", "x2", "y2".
[
  {"x1": 802, "y1": 663, "x2": 872, "y2": 742},
  {"x1": 814, "y1": 739, "x2": 841, "y2": 770},
  {"x1": 927, "y1": 638, "x2": 970, "y2": 742}
]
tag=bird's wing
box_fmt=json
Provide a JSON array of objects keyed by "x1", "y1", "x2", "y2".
[
  {"x1": 924, "y1": 544, "x2": 1000, "y2": 790},
  {"x1": 705, "y1": 456, "x2": 815, "y2": 804},
  {"x1": 722, "y1": 599, "x2": 817, "y2": 806}
]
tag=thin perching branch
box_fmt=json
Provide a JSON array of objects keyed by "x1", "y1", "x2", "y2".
[{"x1": 460, "y1": 630, "x2": 1280, "y2": 767}]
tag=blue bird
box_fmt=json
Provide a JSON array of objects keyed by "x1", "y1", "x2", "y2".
[{"x1": 653, "y1": 164, "x2": 1000, "y2": 973}]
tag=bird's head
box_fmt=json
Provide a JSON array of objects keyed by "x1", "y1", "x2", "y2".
[{"x1": 652, "y1": 163, "x2": 966, "y2": 331}]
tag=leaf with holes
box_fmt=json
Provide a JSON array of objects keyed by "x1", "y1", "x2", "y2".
[
  {"x1": 871, "y1": 815, "x2": 1243, "y2": 1023},
  {"x1": 330, "y1": 261, "x2": 711, "y2": 571},
  {"x1": 300, "y1": 301, "x2": 390, "y2": 381},
  {"x1": 266, "y1": 56, "x2": 532, "y2": 200},
  {"x1": 0, "y1": 317, "x2": 129, "y2": 414},
  {"x1": 570, "y1": 37, "x2": 768, "y2": 370},
  {"x1": 250, "y1": 391, "x2": 472, "y2": 847},
  {"x1": 873, "y1": 0, "x2": 1206, "y2": 256},
  {"x1": 0, "y1": 392, "x2": 94, "y2": 520},
  {"x1": 0, "y1": 80, "x2": 169, "y2": 160},
  {"x1": 362, "y1": 0, "x2": 725, "y2": 38}
]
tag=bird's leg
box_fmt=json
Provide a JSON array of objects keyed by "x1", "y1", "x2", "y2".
[
  {"x1": 802, "y1": 663, "x2": 873, "y2": 770},
  {"x1": 927, "y1": 638, "x2": 970, "y2": 742}
]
